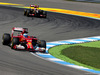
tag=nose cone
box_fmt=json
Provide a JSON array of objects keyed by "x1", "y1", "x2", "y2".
[{"x1": 27, "y1": 42, "x2": 33, "y2": 49}]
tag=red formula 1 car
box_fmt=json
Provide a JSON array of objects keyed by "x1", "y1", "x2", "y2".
[
  {"x1": 24, "y1": 5, "x2": 47, "y2": 18},
  {"x1": 2, "y1": 27, "x2": 46, "y2": 53}
]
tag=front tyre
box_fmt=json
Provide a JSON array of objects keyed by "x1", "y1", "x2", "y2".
[
  {"x1": 38, "y1": 40, "x2": 46, "y2": 53},
  {"x1": 11, "y1": 38, "x2": 19, "y2": 49},
  {"x1": 43, "y1": 11, "x2": 47, "y2": 18},
  {"x1": 38, "y1": 40, "x2": 46, "y2": 48}
]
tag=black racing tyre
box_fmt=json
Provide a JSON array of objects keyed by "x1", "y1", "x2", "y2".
[
  {"x1": 38, "y1": 40, "x2": 46, "y2": 48},
  {"x1": 11, "y1": 38, "x2": 19, "y2": 49},
  {"x1": 43, "y1": 11, "x2": 47, "y2": 15},
  {"x1": 44, "y1": 15, "x2": 47, "y2": 18},
  {"x1": 24, "y1": 10, "x2": 27, "y2": 16},
  {"x1": 38, "y1": 40, "x2": 46, "y2": 53},
  {"x1": 39, "y1": 10, "x2": 43, "y2": 13},
  {"x1": 2, "y1": 33, "x2": 11, "y2": 45},
  {"x1": 43, "y1": 11, "x2": 47, "y2": 18},
  {"x1": 26, "y1": 10, "x2": 30, "y2": 17}
]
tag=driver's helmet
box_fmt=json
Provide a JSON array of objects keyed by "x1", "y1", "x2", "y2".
[{"x1": 23, "y1": 33, "x2": 28, "y2": 38}]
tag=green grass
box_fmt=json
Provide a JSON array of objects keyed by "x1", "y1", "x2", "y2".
[{"x1": 49, "y1": 41, "x2": 100, "y2": 71}]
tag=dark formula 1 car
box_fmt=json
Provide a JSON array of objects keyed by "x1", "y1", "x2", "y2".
[
  {"x1": 24, "y1": 5, "x2": 47, "y2": 18},
  {"x1": 2, "y1": 27, "x2": 46, "y2": 53}
]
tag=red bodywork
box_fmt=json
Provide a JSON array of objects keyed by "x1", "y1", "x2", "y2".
[{"x1": 11, "y1": 27, "x2": 41, "y2": 51}]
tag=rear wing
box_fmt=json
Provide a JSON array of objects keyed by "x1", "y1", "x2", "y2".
[
  {"x1": 11, "y1": 27, "x2": 28, "y2": 37},
  {"x1": 30, "y1": 5, "x2": 39, "y2": 8},
  {"x1": 12, "y1": 27, "x2": 28, "y2": 33},
  {"x1": 13, "y1": 27, "x2": 23, "y2": 32}
]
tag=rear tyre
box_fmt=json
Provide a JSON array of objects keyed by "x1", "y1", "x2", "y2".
[
  {"x1": 2, "y1": 33, "x2": 11, "y2": 45},
  {"x1": 26, "y1": 10, "x2": 30, "y2": 17},
  {"x1": 24, "y1": 10, "x2": 27, "y2": 16},
  {"x1": 11, "y1": 38, "x2": 19, "y2": 49}
]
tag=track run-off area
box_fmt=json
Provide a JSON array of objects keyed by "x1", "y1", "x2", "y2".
[{"x1": 0, "y1": 1, "x2": 100, "y2": 75}]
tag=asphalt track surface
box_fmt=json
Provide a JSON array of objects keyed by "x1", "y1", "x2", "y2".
[{"x1": 0, "y1": 1, "x2": 100, "y2": 75}]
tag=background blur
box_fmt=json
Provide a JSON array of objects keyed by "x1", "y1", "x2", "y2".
[{"x1": 70, "y1": 0, "x2": 100, "y2": 3}]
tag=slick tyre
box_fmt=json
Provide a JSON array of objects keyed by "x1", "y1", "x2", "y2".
[
  {"x1": 39, "y1": 40, "x2": 46, "y2": 48},
  {"x1": 38, "y1": 40, "x2": 46, "y2": 53},
  {"x1": 24, "y1": 9, "x2": 27, "y2": 16},
  {"x1": 26, "y1": 10, "x2": 30, "y2": 17},
  {"x1": 2, "y1": 33, "x2": 11, "y2": 45},
  {"x1": 43, "y1": 11, "x2": 47, "y2": 18},
  {"x1": 24, "y1": 11, "x2": 27, "y2": 16},
  {"x1": 11, "y1": 38, "x2": 19, "y2": 49}
]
